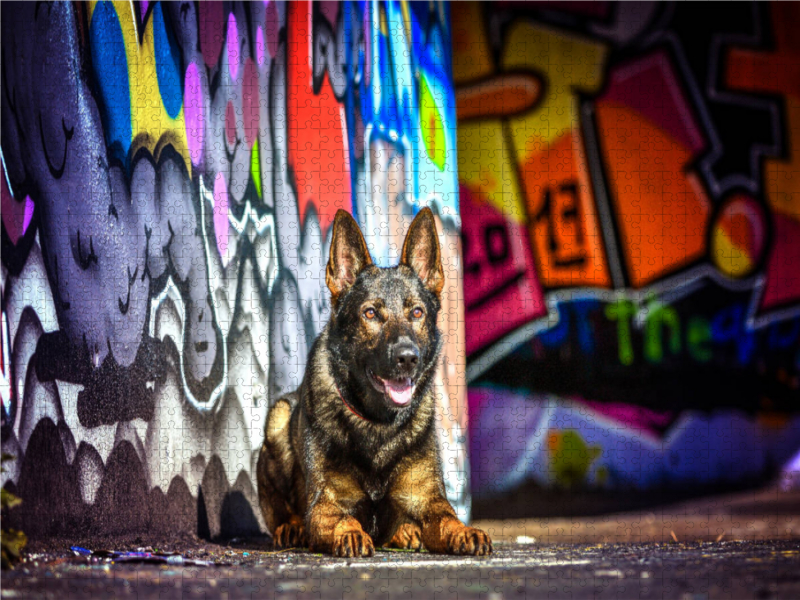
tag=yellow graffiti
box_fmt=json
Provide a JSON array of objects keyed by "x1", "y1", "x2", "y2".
[
  {"x1": 712, "y1": 227, "x2": 753, "y2": 278},
  {"x1": 453, "y1": 7, "x2": 610, "y2": 264},
  {"x1": 502, "y1": 23, "x2": 606, "y2": 152},
  {"x1": 452, "y1": 3, "x2": 533, "y2": 222},
  {"x1": 88, "y1": 1, "x2": 191, "y2": 173},
  {"x1": 420, "y1": 75, "x2": 446, "y2": 171},
  {"x1": 547, "y1": 429, "x2": 602, "y2": 488}
]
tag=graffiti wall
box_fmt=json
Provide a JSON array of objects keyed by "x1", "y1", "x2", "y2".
[
  {"x1": 456, "y1": 2, "x2": 800, "y2": 500},
  {"x1": 0, "y1": 0, "x2": 468, "y2": 537}
]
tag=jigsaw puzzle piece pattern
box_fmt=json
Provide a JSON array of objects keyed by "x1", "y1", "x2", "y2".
[
  {"x1": 0, "y1": 0, "x2": 470, "y2": 537},
  {"x1": 454, "y1": 2, "x2": 800, "y2": 498}
]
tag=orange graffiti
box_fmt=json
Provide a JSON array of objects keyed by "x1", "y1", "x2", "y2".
[
  {"x1": 594, "y1": 100, "x2": 710, "y2": 287},
  {"x1": 726, "y1": 2, "x2": 800, "y2": 312},
  {"x1": 502, "y1": 22, "x2": 612, "y2": 289}
]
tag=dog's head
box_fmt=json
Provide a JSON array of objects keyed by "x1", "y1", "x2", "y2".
[{"x1": 325, "y1": 208, "x2": 444, "y2": 418}]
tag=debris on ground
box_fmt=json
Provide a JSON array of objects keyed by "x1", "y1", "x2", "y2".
[
  {"x1": 3, "y1": 541, "x2": 800, "y2": 600},
  {"x1": 68, "y1": 546, "x2": 231, "y2": 566}
]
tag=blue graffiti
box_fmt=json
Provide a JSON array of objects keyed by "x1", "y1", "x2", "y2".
[
  {"x1": 341, "y1": 0, "x2": 459, "y2": 248},
  {"x1": 711, "y1": 304, "x2": 756, "y2": 365},
  {"x1": 538, "y1": 299, "x2": 601, "y2": 354},
  {"x1": 89, "y1": 0, "x2": 132, "y2": 162},
  {"x1": 152, "y1": 2, "x2": 183, "y2": 120}
]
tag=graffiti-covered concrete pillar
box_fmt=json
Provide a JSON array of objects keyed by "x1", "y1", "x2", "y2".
[{"x1": 0, "y1": 0, "x2": 468, "y2": 538}]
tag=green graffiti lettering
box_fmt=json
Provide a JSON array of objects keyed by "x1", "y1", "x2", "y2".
[
  {"x1": 605, "y1": 300, "x2": 636, "y2": 365},
  {"x1": 687, "y1": 316, "x2": 712, "y2": 362},
  {"x1": 645, "y1": 303, "x2": 681, "y2": 363}
]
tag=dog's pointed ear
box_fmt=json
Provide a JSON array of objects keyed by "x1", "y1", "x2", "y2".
[
  {"x1": 326, "y1": 210, "x2": 373, "y2": 303},
  {"x1": 400, "y1": 207, "x2": 444, "y2": 297}
]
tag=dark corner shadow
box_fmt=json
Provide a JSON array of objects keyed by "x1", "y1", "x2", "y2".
[{"x1": 472, "y1": 476, "x2": 780, "y2": 520}]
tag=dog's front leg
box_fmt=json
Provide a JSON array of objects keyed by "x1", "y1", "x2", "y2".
[
  {"x1": 417, "y1": 495, "x2": 492, "y2": 556},
  {"x1": 306, "y1": 471, "x2": 375, "y2": 557},
  {"x1": 390, "y1": 456, "x2": 493, "y2": 556}
]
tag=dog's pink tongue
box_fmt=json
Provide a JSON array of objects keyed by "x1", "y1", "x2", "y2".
[{"x1": 384, "y1": 379, "x2": 414, "y2": 406}]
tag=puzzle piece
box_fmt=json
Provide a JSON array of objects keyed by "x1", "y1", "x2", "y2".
[{"x1": 0, "y1": 4, "x2": 799, "y2": 594}]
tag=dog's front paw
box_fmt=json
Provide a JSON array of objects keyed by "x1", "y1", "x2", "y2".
[
  {"x1": 387, "y1": 523, "x2": 423, "y2": 551},
  {"x1": 333, "y1": 529, "x2": 375, "y2": 557},
  {"x1": 445, "y1": 525, "x2": 493, "y2": 556},
  {"x1": 273, "y1": 522, "x2": 307, "y2": 549}
]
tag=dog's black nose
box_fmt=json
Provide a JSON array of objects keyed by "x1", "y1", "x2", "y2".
[{"x1": 393, "y1": 343, "x2": 419, "y2": 371}]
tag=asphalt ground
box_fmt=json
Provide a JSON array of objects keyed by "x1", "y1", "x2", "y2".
[
  {"x1": 473, "y1": 487, "x2": 800, "y2": 544},
  {"x1": 3, "y1": 488, "x2": 800, "y2": 600},
  {"x1": 3, "y1": 540, "x2": 800, "y2": 599}
]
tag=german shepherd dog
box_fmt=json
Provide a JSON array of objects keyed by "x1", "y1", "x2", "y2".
[{"x1": 257, "y1": 208, "x2": 492, "y2": 557}]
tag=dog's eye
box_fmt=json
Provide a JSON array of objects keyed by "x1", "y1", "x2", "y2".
[
  {"x1": 364, "y1": 308, "x2": 376, "y2": 320},
  {"x1": 412, "y1": 307, "x2": 424, "y2": 319}
]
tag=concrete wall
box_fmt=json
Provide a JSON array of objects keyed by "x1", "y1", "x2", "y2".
[
  {"x1": 456, "y1": 1, "x2": 800, "y2": 499},
  {"x1": 0, "y1": 0, "x2": 467, "y2": 538}
]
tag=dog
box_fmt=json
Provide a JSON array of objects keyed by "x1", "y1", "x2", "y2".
[{"x1": 256, "y1": 208, "x2": 492, "y2": 557}]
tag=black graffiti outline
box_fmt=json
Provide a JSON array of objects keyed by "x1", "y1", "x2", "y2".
[
  {"x1": 51, "y1": 254, "x2": 71, "y2": 311},
  {"x1": 179, "y1": 2, "x2": 191, "y2": 22},
  {"x1": 34, "y1": 1, "x2": 54, "y2": 21},
  {"x1": 462, "y1": 223, "x2": 528, "y2": 313},
  {"x1": 533, "y1": 181, "x2": 588, "y2": 269},
  {"x1": 118, "y1": 264, "x2": 139, "y2": 315},
  {"x1": 466, "y1": 271, "x2": 526, "y2": 313},
  {"x1": 484, "y1": 224, "x2": 510, "y2": 266},
  {"x1": 38, "y1": 112, "x2": 74, "y2": 180},
  {"x1": 72, "y1": 229, "x2": 98, "y2": 270}
]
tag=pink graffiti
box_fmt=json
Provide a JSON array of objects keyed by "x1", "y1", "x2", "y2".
[
  {"x1": 225, "y1": 100, "x2": 237, "y2": 149},
  {"x1": 198, "y1": 1, "x2": 225, "y2": 69},
  {"x1": 760, "y1": 213, "x2": 800, "y2": 312},
  {"x1": 184, "y1": 61, "x2": 205, "y2": 166},
  {"x1": 460, "y1": 185, "x2": 547, "y2": 356},
  {"x1": 243, "y1": 58, "x2": 260, "y2": 147},
  {"x1": 580, "y1": 399, "x2": 675, "y2": 436},
  {"x1": 1, "y1": 169, "x2": 33, "y2": 245},
  {"x1": 226, "y1": 12, "x2": 240, "y2": 81}
]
